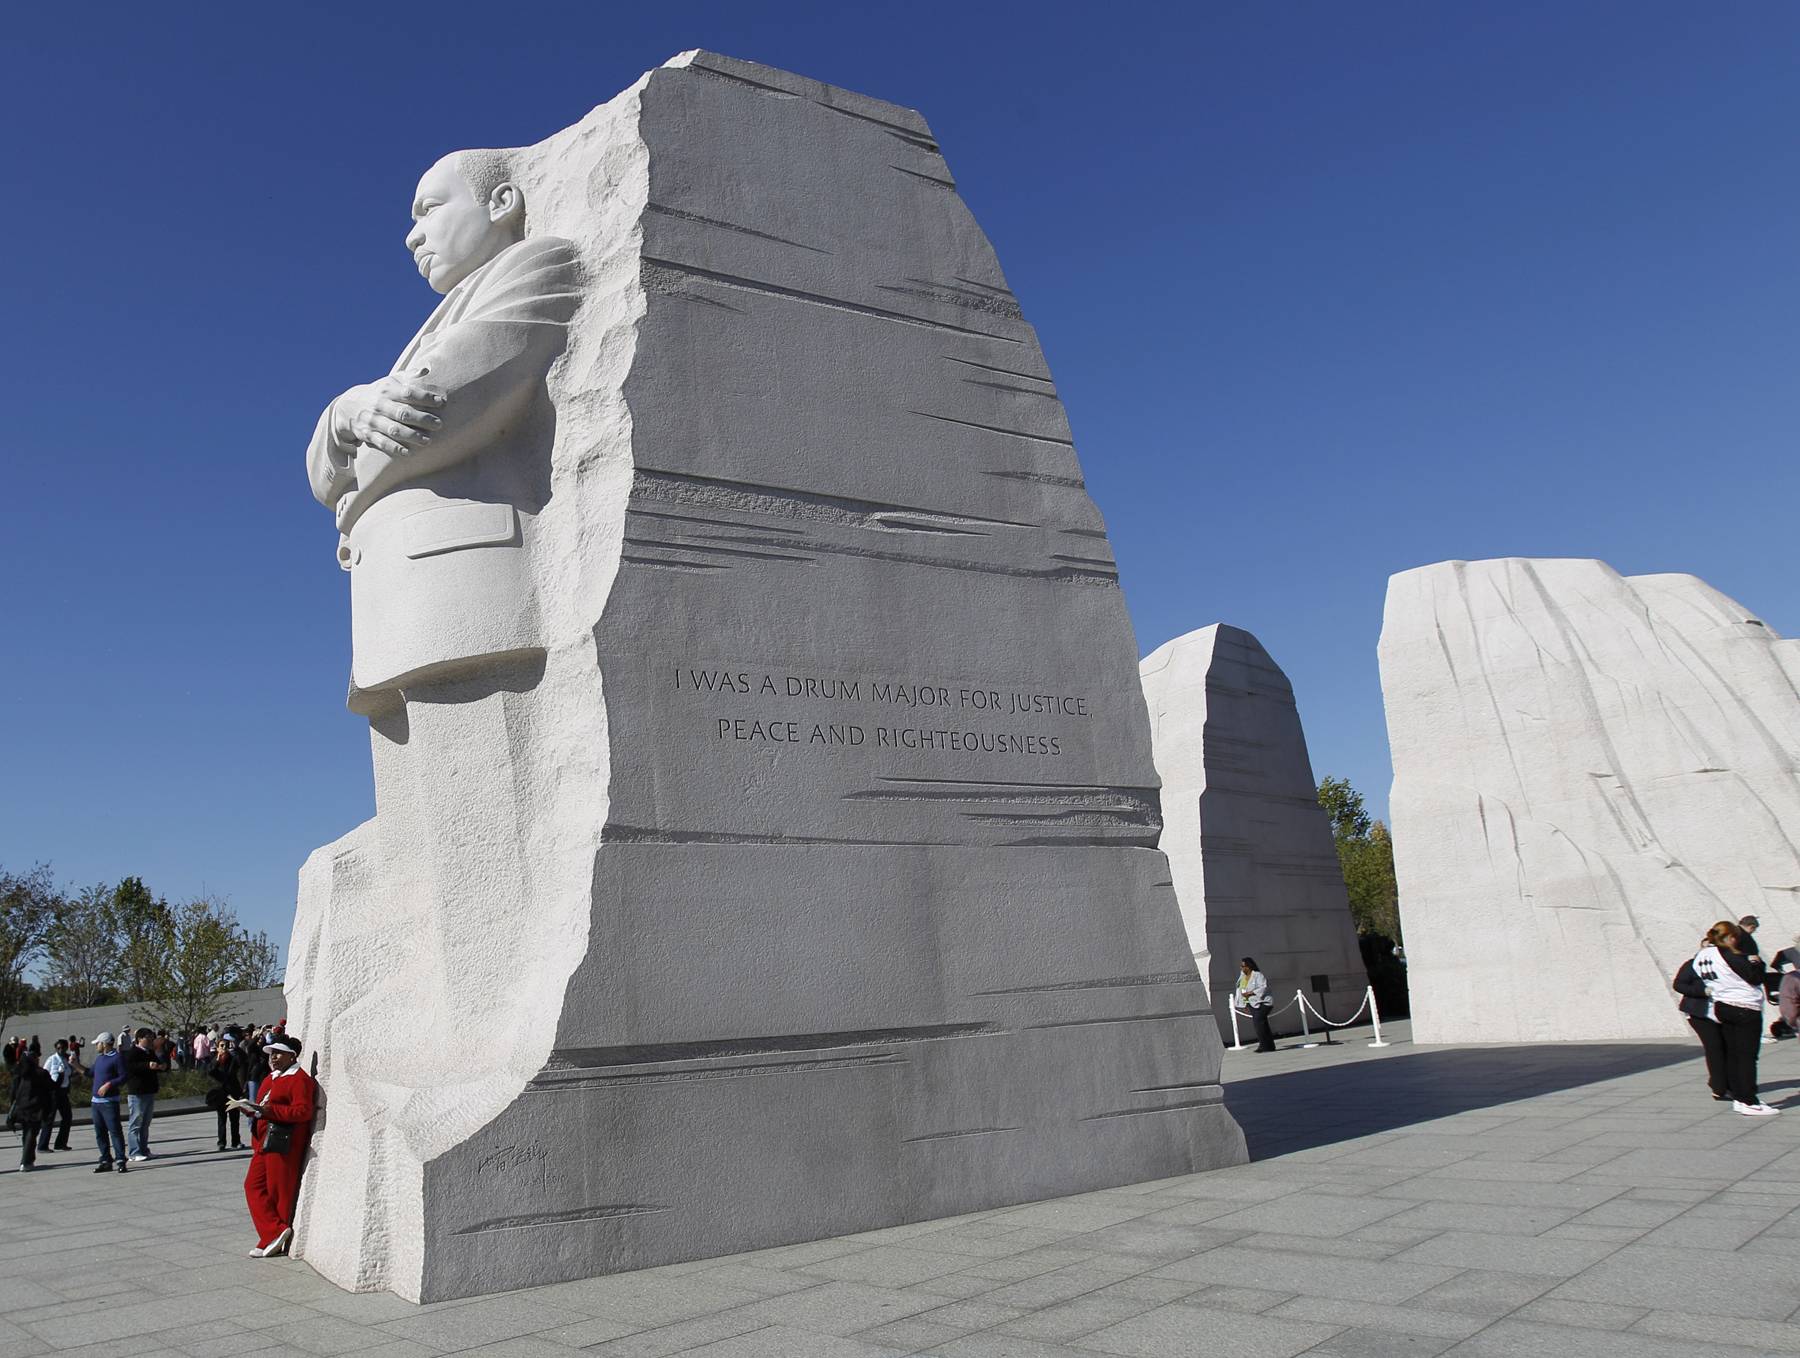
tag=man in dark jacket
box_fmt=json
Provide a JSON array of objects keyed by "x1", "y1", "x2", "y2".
[
  {"x1": 124, "y1": 1028, "x2": 166, "y2": 1162},
  {"x1": 9, "y1": 1053, "x2": 51, "y2": 1171}
]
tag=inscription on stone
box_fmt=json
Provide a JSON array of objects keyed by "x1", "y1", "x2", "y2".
[{"x1": 672, "y1": 663, "x2": 1090, "y2": 759}]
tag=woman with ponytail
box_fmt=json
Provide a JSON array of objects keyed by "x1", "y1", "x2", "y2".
[{"x1": 1690, "y1": 921, "x2": 1779, "y2": 1116}]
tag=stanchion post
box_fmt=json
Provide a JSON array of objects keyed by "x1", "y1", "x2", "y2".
[
  {"x1": 1298, "y1": 994, "x2": 1311, "y2": 1043},
  {"x1": 1229, "y1": 1004, "x2": 1244, "y2": 1051},
  {"x1": 1311, "y1": 974, "x2": 1336, "y2": 1045},
  {"x1": 1367, "y1": 985, "x2": 1389, "y2": 1047}
]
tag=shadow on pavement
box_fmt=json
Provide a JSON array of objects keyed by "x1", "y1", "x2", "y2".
[{"x1": 1225, "y1": 1042, "x2": 1699, "y2": 1158}]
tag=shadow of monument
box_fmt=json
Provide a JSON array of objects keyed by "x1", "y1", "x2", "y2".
[{"x1": 1224, "y1": 1042, "x2": 1699, "y2": 1158}]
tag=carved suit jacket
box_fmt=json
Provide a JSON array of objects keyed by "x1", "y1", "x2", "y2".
[{"x1": 306, "y1": 235, "x2": 581, "y2": 698}]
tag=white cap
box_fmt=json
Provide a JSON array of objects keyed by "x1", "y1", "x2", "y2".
[{"x1": 93, "y1": 1031, "x2": 114, "y2": 1047}]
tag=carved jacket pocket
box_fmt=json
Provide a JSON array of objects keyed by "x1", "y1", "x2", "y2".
[{"x1": 402, "y1": 502, "x2": 520, "y2": 559}]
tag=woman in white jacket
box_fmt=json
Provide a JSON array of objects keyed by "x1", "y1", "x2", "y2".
[
  {"x1": 1693, "y1": 920, "x2": 1779, "y2": 1116},
  {"x1": 1236, "y1": 958, "x2": 1277, "y2": 1053}
]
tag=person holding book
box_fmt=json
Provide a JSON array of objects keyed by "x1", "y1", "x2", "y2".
[{"x1": 233, "y1": 1038, "x2": 316, "y2": 1258}]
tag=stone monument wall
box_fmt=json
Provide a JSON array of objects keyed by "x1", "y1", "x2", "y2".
[
  {"x1": 1141, "y1": 625, "x2": 1369, "y2": 1039},
  {"x1": 1380, "y1": 558, "x2": 1800, "y2": 1043},
  {"x1": 287, "y1": 52, "x2": 1245, "y2": 1303}
]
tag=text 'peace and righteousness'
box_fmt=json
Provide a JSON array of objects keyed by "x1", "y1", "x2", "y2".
[{"x1": 673, "y1": 666, "x2": 1090, "y2": 758}]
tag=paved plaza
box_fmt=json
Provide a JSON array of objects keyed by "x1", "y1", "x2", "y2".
[{"x1": 9, "y1": 1022, "x2": 1800, "y2": 1356}]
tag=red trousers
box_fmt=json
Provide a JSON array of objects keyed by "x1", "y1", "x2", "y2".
[{"x1": 245, "y1": 1148, "x2": 304, "y2": 1247}]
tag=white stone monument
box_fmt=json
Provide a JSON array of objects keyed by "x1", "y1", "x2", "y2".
[
  {"x1": 286, "y1": 52, "x2": 1246, "y2": 1304},
  {"x1": 1380, "y1": 558, "x2": 1800, "y2": 1044},
  {"x1": 1141, "y1": 625, "x2": 1369, "y2": 1039}
]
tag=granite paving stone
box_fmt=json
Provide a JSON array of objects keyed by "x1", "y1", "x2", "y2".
[
  {"x1": 1301, "y1": 1330, "x2": 1460, "y2": 1357},
  {"x1": 1076, "y1": 1301, "x2": 1343, "y2": 1357},
  {"x1": 12, "y1": 1023, "x2": 1800, "y2": 1355}
]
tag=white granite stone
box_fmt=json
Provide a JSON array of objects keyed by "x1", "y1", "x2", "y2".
[
  {"x1": 1379, "y1": 558, "x2": 1800, "y2": 1044},
  {"x1": 1141, "y1": 626, "x2": 1369, "y2": 1038},
  {"x1": 286, "y1": 52, "x2": 1246, "y2": 1305}
]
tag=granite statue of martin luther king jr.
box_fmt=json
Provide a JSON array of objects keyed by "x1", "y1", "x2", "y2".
[{"x1": 306, "y1": 149, "x2": 580, "y2": 710}]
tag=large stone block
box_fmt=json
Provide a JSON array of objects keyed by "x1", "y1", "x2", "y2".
[
  {"x1": 1379, "y1": 558, "x2": 1800, "y2": 1043},
  {"x1": 285, "y1": 52, "x2": 1245, "y2": 1303},
  {"x1": 1141, "y1": 625, "x2": 1369, "y2": 1039}
]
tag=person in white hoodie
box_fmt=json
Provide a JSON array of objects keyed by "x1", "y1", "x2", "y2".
[{"x1": 1692, "y1": 920, "x2": 1779, "y2": 1116}]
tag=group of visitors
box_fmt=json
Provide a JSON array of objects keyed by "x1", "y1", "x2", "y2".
[
  {"x1": 1675, "y1": 913, "x2": 1796, "y2": 1116},
  {"x1": 5, "y1": 1022, "x2": 288, "y2": 1168},
  {"x1": 6, "y1": 1018, "x2": 317, "y2": 1259}
]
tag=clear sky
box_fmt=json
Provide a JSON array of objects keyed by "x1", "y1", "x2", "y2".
[{"x1": 4, "y1": 2, "x2": 1795, "y2": 951}]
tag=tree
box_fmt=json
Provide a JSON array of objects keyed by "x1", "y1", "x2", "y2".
[
  {"x1": 108, "y1": 876, "x2": 172, "y2": 1003},
  {"x1": 0, "y1": 864, "x2": 62, "y2": 1036},
  {"x1": 1318, "y1": 775, "x2": 1407, "y2": 1015},
  {"x1": 136, "y1": 896, "x2": 279, "y2": 1032},
  {"x1": 1317, "y1": 776, "x2": 1400, "y2": 939},
  {"x1": 41, "y1": 882, "x2": 124, "y2": 1009},
  {"x1": 234, "y1": 929, "x2": 284, "y2": 990}
]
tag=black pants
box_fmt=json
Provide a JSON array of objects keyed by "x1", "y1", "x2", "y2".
[
  {"x1": 1251, "y1": 1004, "x2": 1276, "y2": 1052},
  {"x1": 216, "y1": 1106, "x2": 242, "y2": 1148},
  {"x1": 1715, "y1": 1004, "x2": 1763, "y2": 1104},
  {"x1": 17, "y1": 1120, "x2": 41, "y2": 1167},
  {"x1": 1689, "y1": 1014, "x2": 1728, "y2": 1096},
  {"x1": 36, "y1": 1088, "x2": 72, "y2": 1150}
]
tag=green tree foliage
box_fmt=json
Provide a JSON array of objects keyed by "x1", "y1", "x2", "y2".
[
  {"x1": 1, "y1": 864, "x2": 62, "y2": 1035},
  {"x1": 1318, "y1": 776, "x2": 1407, "y2": 1016},
  {"x1": 1317, "y1": 776, "x2": 1401, "y2": 940},
  {"x1": 232, "y1": 929, "x2": 284, "y2": 991},
  {"x1": 136, "y1": 896, "x2": 281, "y2": 1032},
  {"x1": 41, "y1": 882, "x2": 125, "y2": 1009},
  {"x1": 108, "y1": 876, "x2": 172, "y2": 1005}
]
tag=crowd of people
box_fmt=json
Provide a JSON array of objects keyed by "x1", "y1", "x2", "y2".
[
  {"x1": 5, "y1": 1021, "x2": 290, "y2": 1167},
  {"x1": 5, "y1": 1020, "x2": 317, "y2": 1258}
]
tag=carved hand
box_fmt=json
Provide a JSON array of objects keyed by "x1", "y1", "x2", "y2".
[{"x1": 330, "y1": 375, "x2": 447, "y2": 459}]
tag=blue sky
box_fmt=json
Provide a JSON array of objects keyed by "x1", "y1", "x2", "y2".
[{"x1": 4, "y1": 2, "x2": 1795, "y2": 948}]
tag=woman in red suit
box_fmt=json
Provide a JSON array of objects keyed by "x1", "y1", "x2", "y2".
[{"x1": 239, "y1": 1037, "x2": 317, "y2": 1258}]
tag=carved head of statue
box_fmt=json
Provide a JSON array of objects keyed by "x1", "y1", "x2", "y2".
[{"x1": 405, "y1": 148, "x2": 526, "y2": 295}]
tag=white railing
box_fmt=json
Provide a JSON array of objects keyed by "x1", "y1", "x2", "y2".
[{"x1": 1228, "y1": 983, "x2": 1389, "y2": 1050}]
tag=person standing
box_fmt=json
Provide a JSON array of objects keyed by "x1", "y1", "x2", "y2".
[
  {"x1": 9, "y1": 1052, "x2": 50, "y2": 1171},
  {"x1": 193, "y1": 1027, "x2": 212, "y2": 1070},
  {"x1": 1236, "y1": 957, "x2": 1278, "y2": 1053},
  {"x1": 124, "y1": 1028, "x2": 166, "y2": 1161},
  {"x1": 238, "y1": 1038, "x2": 316, "y2": 1258},
  {"x1": 88, "y1": 1033, "x2": 129, "y2": 1173},
  {"x1": 208, "y1": 1038, "x2": 246, "y2": 1151},
  {"x1": 243, "y1": 1032, "x2": 271, "y2": 1106},
  {"x1": 38, "y1": 1038, "x2": 74, "y2": 1152},
  {"x1": 1693, "y1": 921, "x2": 1778, "y2": 1116}
]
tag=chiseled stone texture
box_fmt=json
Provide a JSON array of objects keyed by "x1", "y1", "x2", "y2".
[
  {"x1": 1141, "y1": 626, "x2": 1369, "y2": 1039},
  {"x1": 287, "y1": 51, "x2": 1245, "y2": 1304},
  {"x1": 1379, "y1": 558, "x2": 1800, "y2": 1044}
]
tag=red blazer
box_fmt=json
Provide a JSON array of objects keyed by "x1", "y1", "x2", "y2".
[{"x1": 251, "y1": 1067, "x2": 317, "y2": 1159}]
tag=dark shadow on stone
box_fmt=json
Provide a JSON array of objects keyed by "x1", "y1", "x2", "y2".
[{"x1": 1225, "y1": 1043, "x2": 1700, "y2": 1159}]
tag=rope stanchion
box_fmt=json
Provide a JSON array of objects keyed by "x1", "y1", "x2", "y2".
[
  {"x1": 1295, "y1": 989, "x2": 1373, "y2": 1030},
  {"x1": 1228, "y1": 985, "x2": 1392, "y2": 1052}
]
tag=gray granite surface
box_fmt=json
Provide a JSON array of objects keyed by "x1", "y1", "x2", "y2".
[{"x1": 9, "y1": 1021, "x2": 1800, "y2": 1355}]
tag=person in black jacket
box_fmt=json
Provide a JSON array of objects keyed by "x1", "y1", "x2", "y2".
[
  {"x1": 242, "y1": 1033, "x2": 271, "y2": 1104},
  {"x1": 208, "y1": 1039, "x2": 247, "y2": 1151},
  {"x1": 1673, "y1": 949, "x2": 1728, "y2": 1100},
  {"x1": 1686, "y1": 922, "x2": 1776, "y2": 1113},
  {"x1": 9, "y1": 1052, "x2": 52, "y2": 1171},
  {"x1": 124, "y1": 1028, "x2": 166, "y2": 1161}
]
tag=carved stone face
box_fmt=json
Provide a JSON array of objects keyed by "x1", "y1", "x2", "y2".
[{"x1": 405, "y1": 156, "x2": 520, "y2": 295}]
